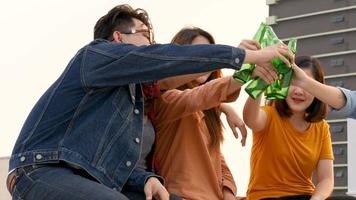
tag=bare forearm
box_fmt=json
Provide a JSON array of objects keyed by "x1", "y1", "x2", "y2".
[
  {"x1": 243, "y1": 49, "x2": 257, "y2": 64},
  {"x1": 243, "y1": 96, "x2": 262, "y2": 128},
  {"x1": 301, "y1": 77, "x2": 346, "y2": 109},
  {"x1": 311, "y1": 179, "x2": 333, "y2": 200}
]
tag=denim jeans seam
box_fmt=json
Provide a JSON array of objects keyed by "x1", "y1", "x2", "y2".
[
  {"x1": 36, "y1": 179, "x2": 88, "y2": 200},
  {"x1": 13, "y1": 172, "x2": 35, "y2": 199},
  {"x1": 12, "y1": 187, "x2": 24, "y2": 200}
]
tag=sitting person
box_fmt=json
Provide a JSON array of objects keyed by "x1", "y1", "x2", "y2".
[
  {"x1": 153, "y1": 27, "x2": 270, "y2": 200},
  {"x1": 7, "y1": 4, "x2": 293, "y2": 200},
  {"x1": 243, "y1": 56, "x2": 334, "y2": 200}
]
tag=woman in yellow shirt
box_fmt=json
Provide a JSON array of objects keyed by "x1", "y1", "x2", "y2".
[{"x1": 243, "y1": 56, "x2": 334, "y2": 200}]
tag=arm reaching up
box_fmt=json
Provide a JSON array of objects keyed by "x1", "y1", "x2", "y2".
[
  {"x1": 243, "y1": 95, "x2": 268, "y2": 133},
  {"x1": 291, "y1": 63, "x2": 346, "y2": 110}
]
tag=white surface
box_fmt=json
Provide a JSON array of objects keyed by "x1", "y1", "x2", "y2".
[
  {"x1": 347, "y1": 118, "x2": 356, "y2": 196},
  {"x1": 0, "y1": 157, "x2": 11, "y2": 200}
]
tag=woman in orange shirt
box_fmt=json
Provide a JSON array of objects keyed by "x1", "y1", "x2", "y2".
[
  {"x1": 243, "y1": 56, "x2": 334, "y2": 200},
  {"x1": 153, "y1": 27, "x2": 280, "y2": 200}
]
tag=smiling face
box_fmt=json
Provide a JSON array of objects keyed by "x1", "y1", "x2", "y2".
[
  {"x1": 274, "y1": 56, "x2": 327, "y2": 122},
  {"x1": 286, "y1": 68, "x2": 315, "y2": 115}
]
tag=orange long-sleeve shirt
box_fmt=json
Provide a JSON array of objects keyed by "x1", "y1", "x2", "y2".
[{"x1": 153, "y1": 76, "x2": 240, "y2": 200}]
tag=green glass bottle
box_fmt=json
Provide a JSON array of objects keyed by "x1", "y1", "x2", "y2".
[
  {"x1": 233, "y1": 23, "x2": 266, "y2": 83},
  {"x1": 265, "y1": 38, "x2": 297, "y2": 100},
  {"x1": 245, "y1": 27, "x2": 297, "y2": 99},
  {"x1": 244, "y1": 26, "x2": 282, "y2": 99}
]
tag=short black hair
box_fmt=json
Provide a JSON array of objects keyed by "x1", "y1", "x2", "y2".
[{"x1": 94, "y1": 4, "x2": 154, "y2": 41}]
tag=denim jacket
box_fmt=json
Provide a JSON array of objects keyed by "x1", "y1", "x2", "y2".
[{"x1": 9, "y1": 39, "x2": 245, "y2": 192}]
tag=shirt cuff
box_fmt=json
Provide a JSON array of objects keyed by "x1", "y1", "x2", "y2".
[
  {"x1": 230, "y1": 47, "x2": 246, "y2": 71},
  {"x1": 144, "y1": 174, "x2": 165, "y2": 186},
  {"x1": 223, "y1": 182, "x2": 237, "y2": 196},
  {"x1": 330, "y1": 87, "x2": 353, "y2": 117}
]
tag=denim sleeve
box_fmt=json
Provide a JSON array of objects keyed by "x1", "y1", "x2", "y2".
[
  {"x1": 80, "y1": 40, "x2": 245, "y2": 88},
  {"x1": 331, "y1": 87, "x2": 356, "y2": 119},
  {"x1": 125, "y1": 167, "x2": 164, "y2": 192}
]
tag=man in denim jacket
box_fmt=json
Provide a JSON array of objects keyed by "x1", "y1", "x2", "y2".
[{"x1": 7, "y1": 4, "x2": 293, "y2": 200}]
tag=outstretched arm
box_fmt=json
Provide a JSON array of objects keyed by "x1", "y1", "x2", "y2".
[
  {"x1": 243, "y1": 95, "x2": 268, "y2": 133},
  {"x1": 157, "y1": 39, "x2": 275, "y2": 90},
  {"x1": 158, "y1": 72, "x2": 210, "y2": 90},
  {"x1": 291, "y1": 63, "x2": 346, "y2": 109}
]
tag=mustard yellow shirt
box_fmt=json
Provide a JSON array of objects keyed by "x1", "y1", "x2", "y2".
[{"x1": 247, "y1": 106, "x2": 334, "y2": 200}]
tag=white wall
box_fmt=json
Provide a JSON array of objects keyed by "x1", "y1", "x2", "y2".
[
  {"x1": 348, "y1": 118, "x2": 356, "y2": 196},
  {"x1": 0, "y1": 157, "x2": 11, "y2": 200}
]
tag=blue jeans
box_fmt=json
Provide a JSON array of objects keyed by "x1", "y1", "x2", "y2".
[{"x1": 12, "y1": 164, "x2": 181, "y2": 200}]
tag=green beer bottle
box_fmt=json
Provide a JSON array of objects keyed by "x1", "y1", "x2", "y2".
[
  {"x1": 265, "y1": 38, "x2": 297, "y2": 100},
  {"x1": 244, "y1": 26, "x2": 282, "y2": 99},
  {"x1": 233, "y1": 23, "x2": 266, "y2": 83},
  {"x1": 245, "y1": 26, "x2": 297, "y2": 99}
]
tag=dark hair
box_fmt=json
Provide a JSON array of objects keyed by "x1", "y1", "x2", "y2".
[
  {"x1": 171, "y1": 27, "x2": 223, "y2": 148},
  {"x1": 274, "y1": 56, "x2": 327, "y2": 122},
  {"x1": 171, "y1": 27, "x2": 215, "y2": 45},
  {"x1": 94, "y1": 4, "x2": 154, "y2": 42}
]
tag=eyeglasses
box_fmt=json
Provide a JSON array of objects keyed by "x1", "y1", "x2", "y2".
[{"x1": 121, "y1": 28, "x2": 155, "y2": 44}]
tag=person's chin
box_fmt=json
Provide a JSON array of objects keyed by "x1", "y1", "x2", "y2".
[{"x1": 288, "y1": 103, "x2": 306, "y2": 113}]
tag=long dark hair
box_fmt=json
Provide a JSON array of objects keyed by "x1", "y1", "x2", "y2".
[
  {"x1": 171, "y1": 27, "x2": 224, "y2": 148},
  {"x1": 274, "y1": 56, "x2": 327, "y2": 122}
]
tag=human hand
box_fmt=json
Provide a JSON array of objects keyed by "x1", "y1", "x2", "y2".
[
  {"x1": 291, "y1": 62, "x2": 309, "y2": 88},
  {"x1": 221, "y1": 104, "x2": 247, "y2": 146},
  {"x1": 223, "y1": 187, "x2": 237, "y2": 200},
  {"x1": 245, "y1": 43, "x2": 294, "y2": 69},
  {"x1": 238, "y1": 39, "x2": 261, "y2": 51},
  {"x1": 144, "y1": 177, "x2": 169, "y2": 200}
]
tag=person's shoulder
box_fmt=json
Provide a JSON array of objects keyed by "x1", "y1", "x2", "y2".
[
  {"x1": 84, "y1": 39, "x2": 109, "y2": 47},
  {"x1": 313, "y1": 119, "x2": 330, "y2": 135},
  {"x1": 261, "y1": 105, "x2": 277, "y2": 115}
]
